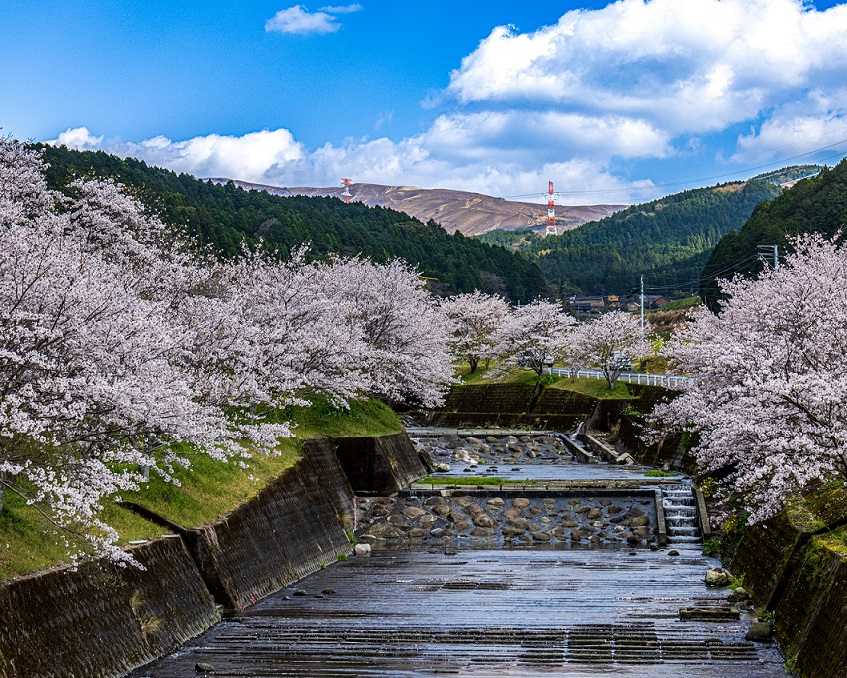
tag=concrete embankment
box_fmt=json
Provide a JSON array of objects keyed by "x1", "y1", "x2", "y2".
[
  {"x1": 430, "y1": 382, "x2": 692, "y2": 471},
  {"x1": 722, "y1": 486, "x2": 847, "y2": 677},
  {"x1": 0, "y1": 432, "x2": 424, "y2": 678}
]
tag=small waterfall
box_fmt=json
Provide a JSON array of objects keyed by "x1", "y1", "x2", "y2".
[{"x1": 662, "y1": 485, "x2": 701, "y2": 544}]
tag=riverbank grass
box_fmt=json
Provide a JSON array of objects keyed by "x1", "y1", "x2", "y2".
[{"x1": 0, "y1": 397, "x2": 402, "y2": 580}]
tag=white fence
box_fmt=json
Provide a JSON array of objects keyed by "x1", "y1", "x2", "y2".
[{"x1": 549, "y1": 367, "x2": 691, "y2": 389}]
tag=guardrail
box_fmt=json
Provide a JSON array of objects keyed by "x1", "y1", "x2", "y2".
[{"x1": 549, "y1": 367, "x2": 691, "y2": 388}]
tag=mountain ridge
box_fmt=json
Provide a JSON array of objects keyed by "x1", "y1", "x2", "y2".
[{"x1": 207, "y1": 178, "x2": 626, "y2": 236}]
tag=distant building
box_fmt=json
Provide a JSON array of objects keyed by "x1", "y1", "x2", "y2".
[
  {"x1": 568, "y1": 296, "x2": 606, "y2": 315},
  {"x1": 604, "y1": 295, "x2": 620, "y2": 308}
]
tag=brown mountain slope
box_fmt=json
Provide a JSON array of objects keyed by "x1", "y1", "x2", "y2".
[{"x1": 209, "y1": 179, "x2": 626, "y2": 236}]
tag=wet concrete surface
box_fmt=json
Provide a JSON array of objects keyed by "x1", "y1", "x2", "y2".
[{"x1": 135, "y1": 544, "x2": 784, "y2": 677}]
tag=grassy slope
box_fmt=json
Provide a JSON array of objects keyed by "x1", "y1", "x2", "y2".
[
  {"x1": 0, "y1": 397, "x2": 401, "y2": 580},
  {"x1": 455, "y1": 364, "x2": 633, "y2": 398}
]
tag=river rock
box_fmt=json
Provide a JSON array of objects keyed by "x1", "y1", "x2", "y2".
[
  {"x1": 402, "y1": 506, "x2": 427, "y2": 518},
  {"x1": 354, "y1": 543, "x2": 372, "y2": 556},
  {"x1": 538, "y1": 436, "x2": 556, "y2": 444},
  {"x1": 512, "y1": 498, "x2": 531, "y2": 509},
  {"x1": 409, "y1": 528, "x2": 427, "y2": 538},
  {"x1": 507, "y1": 516, "x2": 529, "y2": 530},
  {"x1": 430, "y1": 527, "x2": 446, "y2": 538},
  {"x1": 529, "y1": 506, "x2": 542, "y2": 516},
  {"x1": 600, "y1": 498, "x2": 613, "y2": 506},
  {"x1": 465, "y1": 436, "x2": 483, "y2": 446},
  {"x1": 486, "y1": 497, "x2": 506, "y2": 507},
  {"x1": 196, "y1": 662, "x2": 215, "y2": 672},
  {"x1": 531, "y1": 531, "x2": 552, "y2": 542},
  {"x1": 371, "y1": 506, "x2": 390, "y2": 518},
  {"x1": 745, "y1": 621, "x2": 774, "y2": 642},
  {"x1": 705, "y1": 567, "x2": 732, "y2": 587},
  {"x1": 473, "y1": 513, "x2": 495, "y2": 528},
  {"x1": 540, "y1": 516, "x2": 551, "y2": 524},
  {"x1": 503, "y1": 507, "x2": 523, "y2": 518},
  {"x1": 387, "y1": 514, "x2": 410, "y2": 528},
  {"x1": 453, "y1": 520, "x2": 469, "y2": 531},
  {"x1": 432, "y1": 505, "x2": 451, "y2": 517},
  {"x1": 503, "y1": 527, "x2": 526, "y2": 538},
  {"x1": 629, "y1": 516, "x2": 650, "y2": 527},
  {"x1": 455, "y1": 496, "x2": 474, "y2": 508},
  {"x1": 504, "y1": 436, "x2": 519, "y2": 444},
  {"x1": 486, "y1": 436, "x2": 498, "y2": 443},
  {"x1": 587, "y1": 508, "x2": 603, "y2": 520},
  {"x1": 433, "y1": 463, "x2": 451, "y2": 472},
  {"x1": 576, "y1": 506, "x2": 591, "y2": 514},
  {"x1": 472, "y1": 526, "x2": 494, "y2": 536},
  {"x1": 607, "y1": 505, "x2": 623, "y2": 515},
  {"x1": 562, "y1": 520, "x2": 577, "y2": 528}
]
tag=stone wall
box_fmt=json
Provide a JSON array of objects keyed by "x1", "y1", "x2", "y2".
[{"x1": 0, "y1": 538, "x2": 217, "y2": 678}]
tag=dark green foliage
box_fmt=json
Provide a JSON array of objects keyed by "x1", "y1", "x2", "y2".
[
  {"x1": 515, "y1": 181, "x2": 780, "y2": 296},
  {"x1": 701, "y1": 159, "x2": 847, "y2": 310},
  {"x1": 38, "y1": 145, "x2": 547, "y2": 300}
]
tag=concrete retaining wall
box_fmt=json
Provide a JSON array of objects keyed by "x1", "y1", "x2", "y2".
[
  {"x1": 726, "y1": 487, "x2": 847, "y2": 677},
  {"x1": 0, "y1": 431, "x2": 422, "y2": 678},
  {"x1": 0, "y1": 538, "x2": 218, "y2": 678},
  {"x1": 332, "y1": 432, "x2": 425, "y2": 494}
]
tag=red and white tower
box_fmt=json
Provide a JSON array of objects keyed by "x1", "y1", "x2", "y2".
[
  {"x1": 341, "y1": 178, "x2": 352, "y2": 204},
  {"x1": 545, "y1": 180, "x2": 558, "y2": 236}
]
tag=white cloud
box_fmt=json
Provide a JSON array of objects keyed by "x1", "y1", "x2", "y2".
[
  {"x1": 319, "y1": 4, "x2": 363, "y2": 13},
  {"x1": 265, "y1": 5, "x2": 342, "y2": 35},
  {"x1": 447, "y1": 0, "x2": 847, "y2": 136},
  {"x1": 51, "y1": 127, "x2": 103, "y2": 150},
  {"x1": 47, "y1": 126, "x2": 652, "y2": 204},
  {"x1": 732, "y1": 91, "x2": 847, "y2": 163}
]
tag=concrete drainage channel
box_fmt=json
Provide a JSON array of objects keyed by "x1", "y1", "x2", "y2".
[{"x1": 134, "y1": 431, "x2": 784, "y2": 677}]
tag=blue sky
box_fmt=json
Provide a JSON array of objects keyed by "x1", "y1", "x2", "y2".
[{"x1": 4, "y1": 0, "x2": 847, "y2": 204}]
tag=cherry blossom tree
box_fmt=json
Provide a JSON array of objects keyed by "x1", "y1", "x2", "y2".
[
  {"x1": 0, "y1": 140, "x2": 287, "y2": 562},
  {"x1": 493, "y1": 299, "x2": 576, "y2": 378},
  {"x1": 322, "y1": 256, "x2": 454, "y2": 407},
  {"x1": 568, "y1": 311, "x2": 641, "y2": 388},
  {"x1": 441, "y1": 290, "x2": 508, "y2": 374},
  {"x1": 648, "y1": 234, "x2": 847, "y2": 523}
]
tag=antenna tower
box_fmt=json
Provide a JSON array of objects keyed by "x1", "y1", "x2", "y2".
[
  {"x1": 341, "y1": 178, "x2": 352, "y2": 204},
  {"x1": 545, "y1": 180, "x2": 558, "y2": 236}
]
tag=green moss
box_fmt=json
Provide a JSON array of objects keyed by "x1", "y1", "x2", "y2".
[
  {"x1": 418, "y1": 476, "x2": 507, "y2": 486},
  {"x1": 785, "y1": 498, "x2": 826, "y2": 533}
]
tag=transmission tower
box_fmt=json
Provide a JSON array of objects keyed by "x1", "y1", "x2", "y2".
[
  {"x1": 341, "y1": 178, "x2": 352, "y2": 204},
  {"x1": 545, "y1": 181, "x2": 558, "y2": 236}
]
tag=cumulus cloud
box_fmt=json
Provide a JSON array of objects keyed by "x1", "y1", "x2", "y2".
[
  {"x1": 265, "y1": 5, "x2": 351, "y2": 35},
  {"x1": 52, "y1": 127, "x2": 103, "y2": 150},
  {"x1": 447, "y1": 0, "x2": 847, "y2": 136},
  {"x1": 47, "y1": 126, "x2": 650, "y2": 204}
]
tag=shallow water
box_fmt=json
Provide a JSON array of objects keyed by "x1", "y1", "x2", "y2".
[{"x1": 135, "y1": 545, "x2": 784, "y2": 677}]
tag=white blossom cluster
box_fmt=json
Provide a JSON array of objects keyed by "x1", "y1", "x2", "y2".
[
  {"x1": 0, "y1": 140, "x2": 453, "y2": 562},
  {"x1": 649, "y1": 234, "x2": 847, "y2": 523}
]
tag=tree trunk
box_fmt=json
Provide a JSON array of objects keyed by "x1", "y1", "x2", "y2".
[
  {"x1": 0, "y1": 472, "x2": 5, "y2": 514},
  {"x1": 527, "y1": 380, "x2": 544, "y2": 413},
  {"x1": 469, "y1": 357, "x2": 479, "y2": 374}
]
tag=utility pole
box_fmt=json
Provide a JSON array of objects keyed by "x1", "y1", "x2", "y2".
[
  {"x1": 757, "y1": 244, "x2": 779, "y2": 269},
  {"x1": 640, "y1": 274, "x2": 645, "y2": 364}
]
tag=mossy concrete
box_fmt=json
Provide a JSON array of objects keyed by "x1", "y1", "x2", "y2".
[{"x1": 726, "y1": 487, "x2": 847, "y2": 677}]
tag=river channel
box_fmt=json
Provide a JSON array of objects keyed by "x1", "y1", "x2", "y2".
[{"x1": 133, "y1": 430, "x2": 785, "y2": 677}]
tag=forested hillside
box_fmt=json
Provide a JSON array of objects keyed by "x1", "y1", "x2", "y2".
[
  {"x1": 701, "y1": 159, "x2": 847, "y2": 309},
  {"x1": 38, "y1": 145, "x2": 547, "y2": 301},
  {"x1": 480, "y1": 180, "x2": 780, "y2": 296}
]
